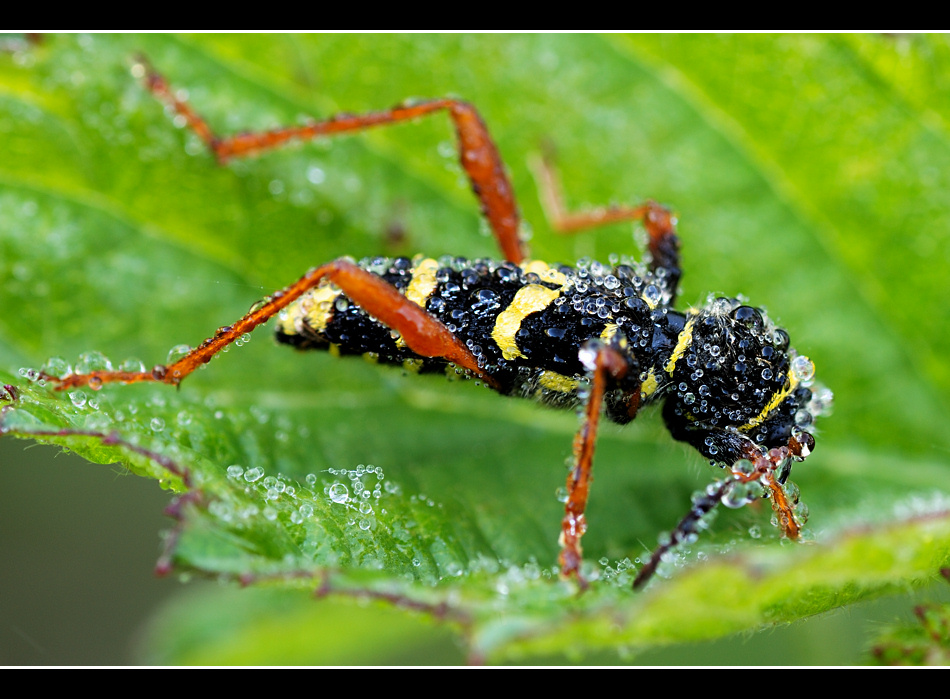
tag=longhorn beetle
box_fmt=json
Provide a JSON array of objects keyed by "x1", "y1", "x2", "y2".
[{"x1": 47, "y1": 56, "x2": 831, "y2": 589}]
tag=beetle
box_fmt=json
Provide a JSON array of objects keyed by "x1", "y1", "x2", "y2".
[{"x1": 46, "y1": 55, "x2": 831, "y2": 589}]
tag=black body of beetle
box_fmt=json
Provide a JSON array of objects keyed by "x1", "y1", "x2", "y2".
[
  {"x1": 276, "y1": 254, "x2": 823, "y2": 468},
  {"x1": 47, "y1": 56, "x2": 832, "y2": 589}
]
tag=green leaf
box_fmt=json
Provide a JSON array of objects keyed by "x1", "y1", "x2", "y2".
[
  {"x1": 868, "y1": 573, "x2": 950, "y2": 666},
  {"x1": 2, "y1": 34, "x2": 949, "y2": 664}
]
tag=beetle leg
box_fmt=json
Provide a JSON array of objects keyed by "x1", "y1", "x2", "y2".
[
  {"x1": 48, "y1": 259, "x2": 493, "y2": 391},
  {"x1": 532, "y1": 145, "x2": 682, "y2": 299},
  {"x1": 740, "y1": 441, "x2": 805, "y2": 542},
  {"x1": 631, "y1": 479, "x2": 729, "y2": 590},
  {"x1": 559, "y1": 339, "x2": 637, "y2": 589},
  {"x1": 135, "y1": 55, "x2": 526, "y2": 265},
  {"x1": 632, "y1": 437, "x2": 808, "y2": 590}
]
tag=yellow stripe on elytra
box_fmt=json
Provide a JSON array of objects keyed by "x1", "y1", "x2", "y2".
[
  {"x1": 492, "y1": 284, "x2": 562, "y2": 361},
  {"x1": 640, "y1": 369, "x2": 660, "y2": 399},
  {"x1": 405, "y1": 258, "x2": 439, "y2": 308},
  {"x1": 397, "y1": 258, "x2": 440, "y2": 350},
  {"x1": 600, "y1": 323, "x2": 619, "y2": 342},
  {"x1": 521, "y1": 260, "x2": 569, "y2": 287},
  {"x1": 663, "y1": 313, "x2": 698, "y2": 376},
  {"x1": 283, "y1": 283, "x2": 342, "y2": 335},
  {"x1": 738, "y1": 373, "x2": 800, "y2": 432},
  {"x1": 640, "y1": 312, "x2": 697, "y2": 400},
  {"x1": 538, "y1": 370, "x2": 580, "y2": 394}
]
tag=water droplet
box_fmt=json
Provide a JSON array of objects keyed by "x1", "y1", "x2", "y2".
[
  {"x1": 642, "y1": 285, "x2": 661, "y2": 306},
  {"x1": 42, "y1": 356, "x2": 72, "y2": 379},
  {"x1": 783, "y1": 480, "x2": 800, "y2": 504},
  {"x1": 227, "y1": 465, "x2": 244, "y2": 478},
  {"x1": 794, "y1": 409, "x2": 813, "y2": 427},
  {"x1": 722, "y1": 480, "x2": 757, "y2": 509},
  {"x1": 437, "y1": 140, "x2": 455, "y2": 159},
  {"x1": 328, "y1": 483, "x2": 349, "y2": 504},
  {"x1": 68, "y1": 390, "x2": 87, "y2": 408},
  {"x1": 733, "y1": 459, "x2": 754, "y2": 476},
  {"x1": 166, "y1": 344, "x2": 192, "y2": 364},
  {"x1": 150, "y1": 417, "x2": 165, "y2": 432},
  {"x1": 119, "y1": 358, "x2": 146, "y2": 374},
  {"x1": 808, "y1": 385, "x2": 834, "y2": 416},
  {"x1": 244, "y1": 467, "x2": 264, "y2": 483},
  {"x1": 729, "y1": 305, "x2": 759, "y2": 328},
  {"x1": 790, "y1": 355, "x2": 815, "y2": 383},
  {"x1": 773, "y1": 328, "x2": 790, "y2": 351},
  {"x1": 75, "y1": 350, "x2": 112, "y2": 374}
]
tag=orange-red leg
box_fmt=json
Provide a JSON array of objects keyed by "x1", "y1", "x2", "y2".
[
  {"x1": 631, "y1": 436, "x2": 808, "y2": 590},
  {"x1": 134, "y1": 56, "x2": 525, "y2": 265},
  {"x1": 533, "y1": 146, "x2": 682, "y2": 298},
  {"x1": 739, "y1": 441, "x2": 806, "y2": 542},
  {"x1": 48, "y1": 259, "x2": 493, "y2": 391},
  {"x1": 559, "y1": 341, "x2": 635, "y2": 588}
]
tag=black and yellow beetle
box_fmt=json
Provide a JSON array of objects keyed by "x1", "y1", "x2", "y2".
[{"x1": 48, "y1": 56, "x2": 832, "y2": 589}]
